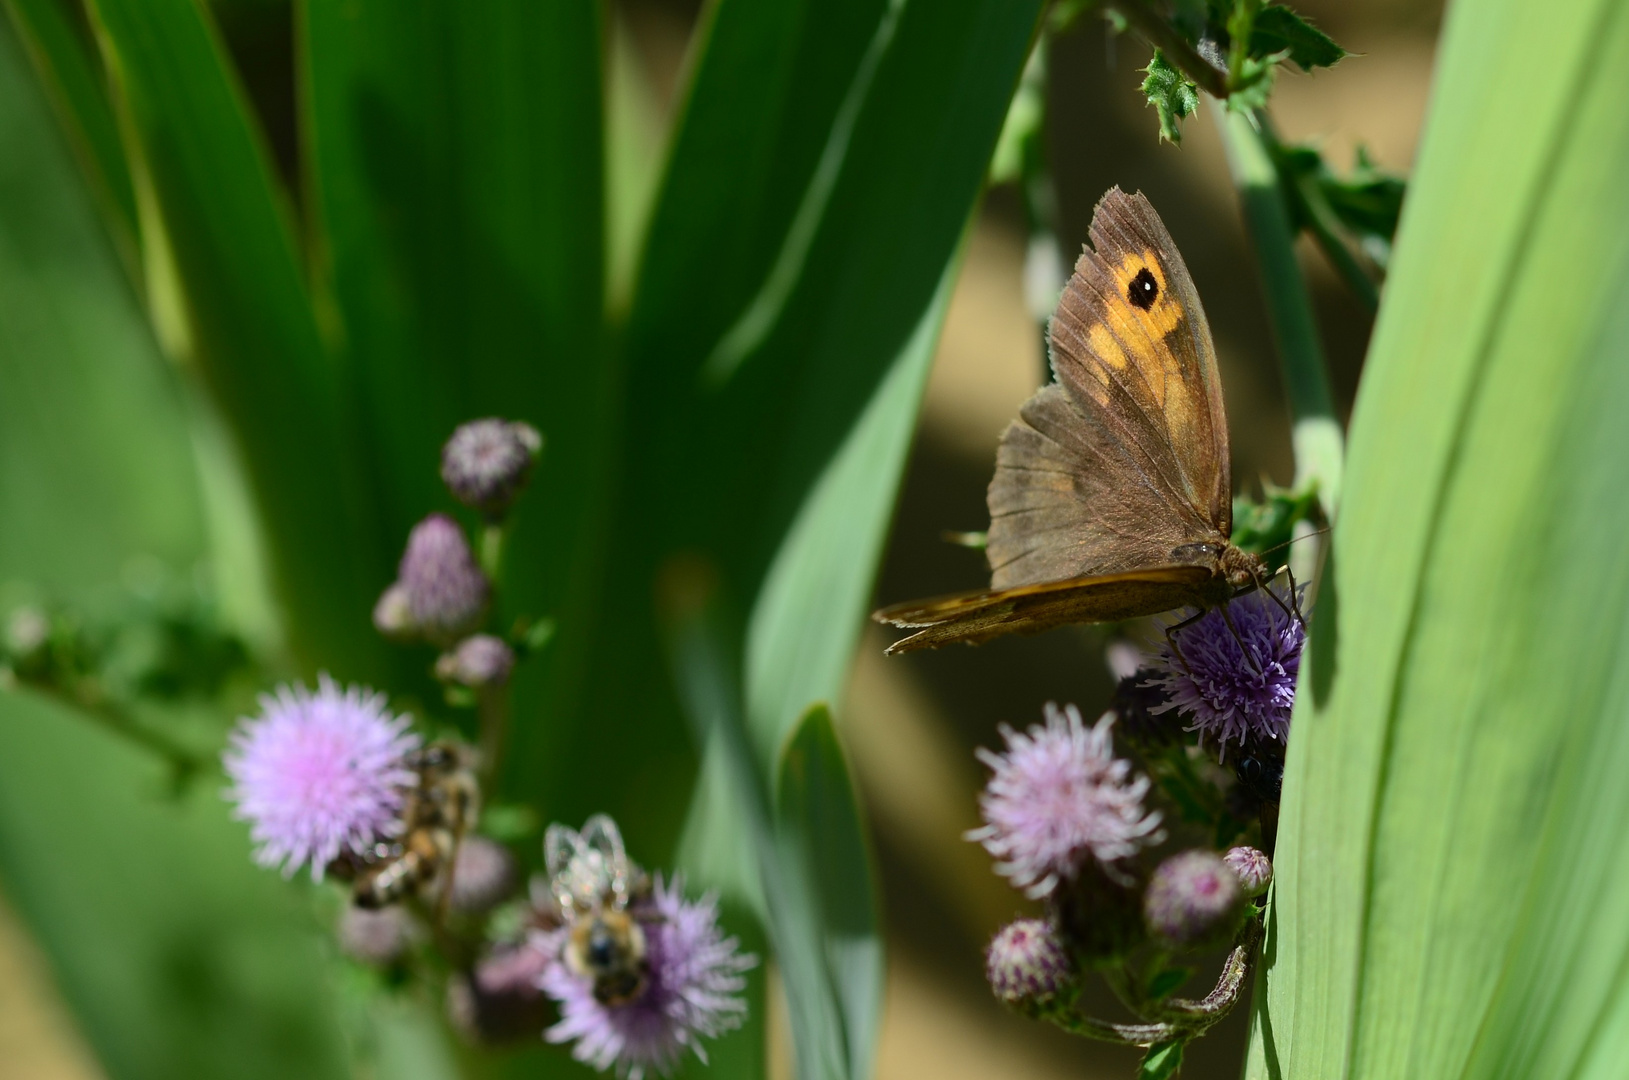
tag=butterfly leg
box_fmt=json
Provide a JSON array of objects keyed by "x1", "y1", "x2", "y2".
[
  {"x1": 1248, "y1": 567, "x2": 1302, "y2": 632},
  {"x1": 1163, "y1": 608, "x2": 1208, "y2": 673},
  {"x1": 1218, "y1": 602, "x2": 1265, "y2": 676}
]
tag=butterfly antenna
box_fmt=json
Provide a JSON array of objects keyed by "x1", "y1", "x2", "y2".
[{"x1": 1254, "y1": 524, "x2": 1331, "y2": 562}]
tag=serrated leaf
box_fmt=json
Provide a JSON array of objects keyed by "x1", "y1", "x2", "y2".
[
  {"x1": 1250, "y1": 5, "x2": 1346, "y2": 71},
  {"x1": 1142, "y1": 49, "x2": 1199, "y2": 145}
]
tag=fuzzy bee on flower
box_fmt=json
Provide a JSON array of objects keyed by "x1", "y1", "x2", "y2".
[
  {"x1": 534, "y1": 814, "x2": 756, "y2": 1078},
  {"x1": 542, "y1": 814, "x2": 657, "y2": 1006}
]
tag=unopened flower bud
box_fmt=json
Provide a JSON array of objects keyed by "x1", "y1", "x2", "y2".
[
  {"x1": 986, "y1": 918, "x2": 1075, "y2": 1005},
  {"x1": 449, "y1": 836, "x2": 517, "y2": 914},
  {"x1": 399, "y1": 514, "x2": 489, "y2": 644},
  {"x1": 1144, "y1": 849, "x2": 1245, "y2": 950},
  {"x1": 338, "y1": 904, "x2": 415, "y2": 965},
  {"x1": 441, "y1": 418, "x2": 542, "y2": 519},
  {"x1": 435, "y1": 634, "x2": 515, "y2": 689},
  {"x1": 447, "y1": 942, "x2": 553, "y2": 1044},
  {"x1": 1224, "y1": 846, "x2": 1272, "y2": 898},
  {"x1": 371, "y1": 581, "x2": 416, "y2": 640}
]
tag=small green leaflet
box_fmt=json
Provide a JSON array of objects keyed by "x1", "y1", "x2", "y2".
[
  {"x1": 1139, "y1": 1039, "x2": 1186, "y2": 1080},
  {"x1": 1141, "y1": 50, "x2": 1199, "y2": 145},
  {"x1": 1251, "y1": 5, "x2": 1347, "y2": 71}
]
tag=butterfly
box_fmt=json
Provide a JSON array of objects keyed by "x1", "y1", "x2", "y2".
[{"x1": 874, "y1": 187, "x2": 1269, "y2": 655}]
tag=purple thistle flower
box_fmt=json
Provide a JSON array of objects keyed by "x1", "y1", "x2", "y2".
[
  {"x1": 540, "y1": 875, "x2": 755, "y2": 1079},
  {"x1": 398, "y1": 513, "x2": 490, "y2": 644},
  {"x1": 1147, "y1": 586, "x2": 1305, "y2": 757},
  {"x1": 968, "y1": 703, "x2": 1163, "y2": 899},
  {"x1": 223, "y1": 676, "x2": 420, "y2": 881}
]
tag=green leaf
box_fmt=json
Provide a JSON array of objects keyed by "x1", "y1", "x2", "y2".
[
  {"x1": 0, "y1": 17, "x2": 350, "y2": 1075},
  {"x1": 298, "y1": 0, "x2": 610, "y2": 797},
  {"x1": 86, "y1": 0, "x2": 392, "y2": 679},
  {"x1": 1142, "y1": 48, "x2": 1199, "y2": 145},
  {"x1": 1250, "y1": 5, "x2": 1346, "y2": 72},
  {"x1": 1139, "y1": 1038, "x2": 1186, "y2": 1080},
  {"x1": 1146, "y1": 966, "x2": 1195, "y2": 1003},
  {"x1": 1230, "y1": 483, "x2": 1320, "y2": 573},
  {"x1": 778, "y1": 704, "x2": 883, "y2": 1080},
  {"x1": 1, "y1": 0, "x2": 139, "y2": 281},
  {"x1": 1246, "y1": 0, "x2": 1629, "y2": 1076}
]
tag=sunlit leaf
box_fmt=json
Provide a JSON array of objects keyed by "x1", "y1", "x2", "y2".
[{"x1": 1247, "y1": 1, "x2": 1629, "y2": 1077}]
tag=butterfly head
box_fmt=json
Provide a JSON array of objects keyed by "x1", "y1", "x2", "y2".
[{"x1": 1219, "y1": 544, "x2": 1267, "y2": 589}]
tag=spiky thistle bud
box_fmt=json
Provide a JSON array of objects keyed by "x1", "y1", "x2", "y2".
[
  {"x1": 435, "y1": 634, "x2": 515, "y2": 689},
  {"x1": 398, "y1": 514, "x2": 489, "y2": 645},
  {"x1": 1223, "y1": 845, "x2": 1272, "y2": 898},
  {"x1": 1143, "y1": 849, "x2": 1245, "y2": 950},
  {"x1": 986, "y1": 918, "x2": 1076, "y2": 1005},
  {"x1": 441, "y1": 418, "x2": 542, "y2": 519}
]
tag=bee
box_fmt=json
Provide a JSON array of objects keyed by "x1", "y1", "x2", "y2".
[
  {"x1": 544, "y1": 814, "x2": 656, "y2": 1006},
  {"x1": 352, "y1": 741, "x2": 479, "y2": 910}
]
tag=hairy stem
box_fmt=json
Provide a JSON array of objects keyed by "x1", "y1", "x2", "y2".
[
  {"x1": 1212, "y1": 101, "x2": 1344, "y2": 517},
  {"x1": 1105, "y1": 0, "x2": 1229, "y2": 99}
]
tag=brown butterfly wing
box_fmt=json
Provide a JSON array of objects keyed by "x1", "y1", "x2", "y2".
[
  {"x1": 876, "y1": 566, "x2": 1216, "y2": 655},
  {"x1": 987, "y1": 188, "x2": 1232, "y2": 591}
]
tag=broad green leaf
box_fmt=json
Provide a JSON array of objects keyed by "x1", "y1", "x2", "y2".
[
  {"x1": 777, "y1": 704, "x2": 883, "y2": 1080},
  {"x1": 86, "y1": 0, "x2": 391, "y2": 678},
  {"x1": 0, "y1": 19, "x2": 349, "y2": 1077},
  {"x1": 2, "y1": 0, "x2": 139, "y2": 281},
  {"x1": 298, "y1": 0, "x2": 610, "y2": 802},
  {"x1": 663, "y1": 586, "x2": 851, "y2": 1080},
  {"x1": 1247, "y1": 0, "x2": 1629, "y2": 1077}
]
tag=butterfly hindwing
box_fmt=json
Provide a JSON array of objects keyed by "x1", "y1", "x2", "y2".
[{"x1": 877, "y1": 566, "x2": 1217, "y2": 655}]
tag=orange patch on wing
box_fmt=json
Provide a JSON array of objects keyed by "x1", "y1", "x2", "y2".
[{"x1": 1111, "y1": 251, "x2": 1184, "y2": 337}]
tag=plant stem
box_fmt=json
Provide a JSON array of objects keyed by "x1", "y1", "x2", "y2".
[
  {"x1": 476, "y1": 684, "x2": 511, "y2": 788},
  {"x1": 4, "y1": 678, "x2": 205, "y2": 778},
  {"x1": 1212, "y1": 101, "x2": 1344, "y2": 517},
  {"x1": 479, "y1": 523, "x2": 507, "y2": 584},
  {"x1": 1105, "y1": 1, "x2": 1229, "y2": 99}
]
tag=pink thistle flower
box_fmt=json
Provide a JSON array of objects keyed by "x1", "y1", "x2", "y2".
[
  {"x1": 223, "y1": 676, "x2": 420, "y2": 881},
  {"x1": 539, "y1": 875, "x2": 755, "y2": 1078},
  {"x1": 969, "y1": 703, "x2": 1162, "y2": 899}
]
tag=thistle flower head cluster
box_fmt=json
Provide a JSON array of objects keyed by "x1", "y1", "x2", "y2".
[
  {"x1": 1146, "y1": 586, "x2": 1305, "y2": 756},
  {"x1": 223, "y1": 676, "x2": 419, "y2": 881},
  {"x1": 969, "y1": 702, "x2": 1163, "y2": 898}
]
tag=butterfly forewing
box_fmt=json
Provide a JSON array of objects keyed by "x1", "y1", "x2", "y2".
[{"x1": 874, "y1": 188, "x2": 1245, "y2": 652}]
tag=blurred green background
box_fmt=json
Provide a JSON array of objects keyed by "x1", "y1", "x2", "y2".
[{"x1": 0, "y1": 1, "x2": 1439, "y2": 1078}]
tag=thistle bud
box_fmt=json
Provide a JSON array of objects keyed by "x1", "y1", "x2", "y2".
[
  {"x1": 441, "y1": 418, "x2": 542, "y2": 519},
  {"x1": 1224, "y1": 846, "x2": 1272, "y2": 898},
  {"x1": 371, "y1": 582, "x2": 416, "y2": 640},
  {"x1": 1144, "y1": 849, "x2": 1245, "y2": 950},
  {"x1": 435, "y1": 634, "x2": 515, "y2": 690},
  {"x1": 447, "y1": 942, "x2": 552, "y2": 1044},
  {"x1": 448, "y1": 836, "x2": 517, "y2": 915},
  {"x1": 986, "y1": 918, "x2": 1075, "y2": 1005},
  {"x1": 337, "y1": 904, "x2": 415, "y2": 966},
  {"x1": 399, "y1": 514, "x2": 489, "y2": 644}
]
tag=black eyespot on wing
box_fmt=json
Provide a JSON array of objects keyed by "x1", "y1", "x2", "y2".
[{"x1": 1128, "y1": 266, "x2": 1158, "y2": 310}]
